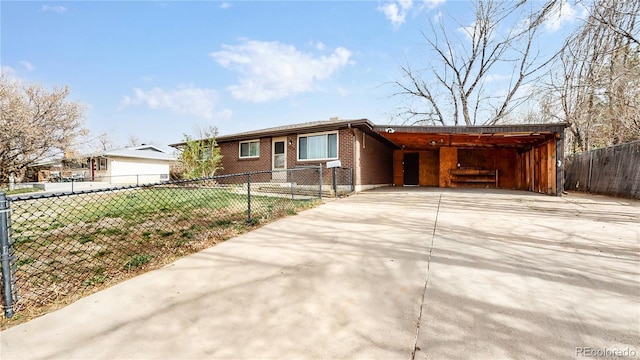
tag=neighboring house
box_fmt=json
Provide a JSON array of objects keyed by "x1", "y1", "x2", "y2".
[
  {"x1": 84, "y1": 145, "x2": 175, "y2": 184},
  {"x1": 170, "y1": 118, "x2": 567, "y2": 196}
]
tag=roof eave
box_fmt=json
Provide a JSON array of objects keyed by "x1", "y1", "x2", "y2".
[
  {"x1": 170, "y1": 118, "x2": 375, "y2": 146},
  {"x1": 373, "y1": 123, "x2": 568, "y2": 135}
]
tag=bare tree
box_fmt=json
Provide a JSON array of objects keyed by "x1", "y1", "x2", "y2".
[
  {"x1": 393, "y1": 0, "x2": 558, "y2": 126},
  {"x1": 0, "y1": 74, "x2": 86, "y2": 182},
  {"x1": 127, "y1": 135, "x2": 140, "y2": 147},
  {"x1": 96, "y1": 133, "x2": 114, "y2": 151},
  {"x1": 542, "y1": 0, "x2": 640, "y2": 152}
]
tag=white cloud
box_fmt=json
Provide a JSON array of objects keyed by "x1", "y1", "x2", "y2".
[
  {"x1": 120, "y1": 85, "x2": 219, "y2": 119},
  {"x1": 220, "y1": 2, "x2": 232, "y2": 9},
  {"x1": 484, "y1": 73, "x2": 512, "y2": 83},
  {"x1": 210, "y1": 40, "x2": 353, "y2": 102},
  {"x1": 41, "y1": 5, "x2": 67, "y2": 13},
  {"x1": 337, "y1": 87, "x2": 350, "y2": 97},
  {"x1": 544, "y1": 1, "x2": 577, "y2": 32},
  {"x1": 19, "y1": 61, "x2": 35, "y2": 72},
  {"x1": 424, "y1": 0, "x2": 446, "y2": 10},
  {"x1": 378, "y1": 0, "x2": 413, "y2": 27},
  {"x1": 433, "y1": 11, "x2": 443, "y2": 23},
  {"x1": 458, "y1": 21, "x2": 476, "y2": 41},
  {"x1": 215, "y1": 109, "x2": 233, "y2": 122}
]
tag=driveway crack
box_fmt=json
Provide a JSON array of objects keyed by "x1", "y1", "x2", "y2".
[{"x1": 410, "y1": 194, "x2": 442, "y2": 360}]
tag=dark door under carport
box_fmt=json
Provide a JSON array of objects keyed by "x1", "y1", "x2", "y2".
[{"x1": 404, "y1": 153, "x2": 419, "y2": 185}]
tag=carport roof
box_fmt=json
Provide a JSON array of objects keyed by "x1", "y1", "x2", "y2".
[
  {"x1": 169, "y1": 120, "x2": 567, "y2": 150},
  {"x1": 374, "y1": 123, "x2": 567, "y2": 149}
]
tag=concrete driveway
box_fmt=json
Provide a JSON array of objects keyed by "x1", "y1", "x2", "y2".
[{"x1": 1, "y1": 188, "x2": 638, "y2": 359}]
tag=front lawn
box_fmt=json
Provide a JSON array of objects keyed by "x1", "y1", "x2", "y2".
[{"x1": 2, "y1": 185, "x2": 320, "y2": 329}]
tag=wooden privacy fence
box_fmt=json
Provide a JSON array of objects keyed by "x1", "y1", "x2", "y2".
[{"x1": 565, "y1": 140, "x2": 640, "y2": 199}]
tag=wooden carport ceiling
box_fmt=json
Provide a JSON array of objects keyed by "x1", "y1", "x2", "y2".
[
  {"x1": 374, "y1": 124, "x2": 565, "y2": 150},
  {"x1": 379, "y1": 132, "x2": 556, "y2": 150}
]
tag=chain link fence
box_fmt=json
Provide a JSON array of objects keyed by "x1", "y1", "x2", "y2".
[
  {"x1": 326, "y1": 167, "x2": 354, "y2": 196},
  {"x1": 0, "y1": 167, "x2": 327, "y2": 327}
]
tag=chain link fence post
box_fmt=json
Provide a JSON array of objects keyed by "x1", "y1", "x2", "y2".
[
  {"x1": 0, "y1": 192, "x2": 15, "y2": 318},
  {"x1": 289, "y1": 169, "x2": 294, "y2": 200},
  {"x1": 332, "y1": 167, "x2": 338, "y2": 197},
  {"x1": 247, "y1": 173, "x2": 252, "y2": 223},
  {"x1": 318, "y1": 165, "x2": 323, "y2": 200}
]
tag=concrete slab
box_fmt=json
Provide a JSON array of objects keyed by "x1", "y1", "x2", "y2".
[
  {"x1": 414, "y1": 190, "x2": 640, "y2": 360},
  {"x1": 0, "y1": 188, "x2": 439, "y2": 359},
  {"x1": 1, "y1": 188, "x2": 638, "y2": 360}
]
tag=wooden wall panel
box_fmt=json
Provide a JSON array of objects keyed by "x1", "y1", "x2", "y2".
[
  {"x1": 518, "y1": 140, "x2": 559, "y2": 195},
  {"x1": 393, "y1": 150, "x2": 404, "y2": 186},
  {"x1": 539, "y1": 145, "x2": 548, "y2": 193},
  {"x1": 495, "y1": 149, "x2": 517, "y2": 189},
  {"x1": 455, "y1": 148, "x2": 517, "y2": 189},
  {"x1": 547, "y1": 141, "x2": 556, "y2": 194},
  {"x1": 439, "y1": 147, "x2": 457, "y2": 187},
  {"x1": 419, "y1": 150, "x2": 439, "y2": 186},
  {"x1": 529, "y1": 150, "x2": 535, "y2": 191}
]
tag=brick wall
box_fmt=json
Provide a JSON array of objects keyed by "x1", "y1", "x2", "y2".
[
  {"x1": 216, "y1": 127, "x2": 394, "y2": 188},
  {"x1": 287, "y1": 129, "x2": 354, "y2": 185},
  {"x1": 355, "y1": 129, "x2": 394, "y2": 186},
  {"x1": 218, "y1": 138, "x2": 272, "y2": 182}
]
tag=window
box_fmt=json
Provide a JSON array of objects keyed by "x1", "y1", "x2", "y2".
[
  {"x1": 98, "y1": 157, "x2": 108, "y2": 171},
  {"x1": 239, "y1": 140, "x2": 260, "y2": 158},
  {"x1": 298, "y1": 132, "x2": 338, "y2": 160}
]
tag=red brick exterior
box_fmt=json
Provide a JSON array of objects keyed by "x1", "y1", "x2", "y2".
[
  {"x1": 354, "y1": 129, "x2": 394, "y2": 187},
  {"x1": 216, "y1": 127, "x2": 394, "y2": 188},
  {"x1": 219, "y1": 138, "x2": 271, "y2": 174}
]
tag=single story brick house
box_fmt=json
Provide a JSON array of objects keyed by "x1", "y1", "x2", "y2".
[{"x1": 171, "y1": 118, "x2": 567, "y2": 196}]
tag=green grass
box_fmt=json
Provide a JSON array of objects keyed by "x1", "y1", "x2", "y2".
[
  {"x1": 78, "y1": 234, "x2": 95, "y2": 244},
  {"x1": 4, "y1": 188, "x2": 42, "y2": 195},
  {"x1": 10, "y1": 187, "x2": 247, "y2": 233},
  {"x1": 4, "y1": 185, "x2": 322, "y2": 328},
  {"x1": 123, "y1": 254, "x2": 152, "y2": 270},
  {"x1": 16, "y1": 258, "x2": 35, "y2": 267},
  {"x1": 79, "y1": 188, "x2": 247, "y2": 223},
  {"x1": 158, "y1": 230, "x2": 174, "y2": 237}
]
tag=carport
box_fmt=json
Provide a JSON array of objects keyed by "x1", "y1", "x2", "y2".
[{"x1": 374, "y1": 124, "x2": 567, "y2": 196}]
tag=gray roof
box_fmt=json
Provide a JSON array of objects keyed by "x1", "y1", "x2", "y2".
[
  {"x1": 169, "y1": 119, "x2": 567, "y2": 148},
  {"x1": 373, "y1": 123, "x2": 568, "y2": 135},
  {"x1": 170, "y1": 118, "x2": 375, "y2": 146},
  {"x1": 87, "y1": 145, "x2": 176, "y2": 161}
]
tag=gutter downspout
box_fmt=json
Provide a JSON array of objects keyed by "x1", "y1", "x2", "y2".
[{"x1": 348, "y1": 123, "x2": 357, "y2": 193}]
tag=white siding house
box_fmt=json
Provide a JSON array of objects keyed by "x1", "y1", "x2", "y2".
[{"x1": 87, "y1": 145, "x2": 175, "y2": 184}]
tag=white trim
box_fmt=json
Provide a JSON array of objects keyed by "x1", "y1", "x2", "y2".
[
  {"x1": 272, "y1": 137, "x2": 287, "y2": 182},
  {"x1": 239, "y1": 139, "x2": 260, "y2": 159},
  {"x1": 296, "y1": 131, "x2": 339, "y2": 162}
]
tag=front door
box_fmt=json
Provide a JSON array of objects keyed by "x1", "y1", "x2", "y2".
[
  {"x1": 272, "y1": 137, "x2": 287, "y2": 182},
  {"x1": 404, "y1": 153, "x2": 419, "y2": 186}
]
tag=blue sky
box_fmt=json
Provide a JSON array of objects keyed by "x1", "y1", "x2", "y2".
[{"x1": 1, "y1": 1, "x2": 581, "y2": 151}]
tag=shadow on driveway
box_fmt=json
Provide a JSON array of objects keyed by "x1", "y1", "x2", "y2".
[{"x1": 1, "y1": 188, "x2": 638, "y2": 360}]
